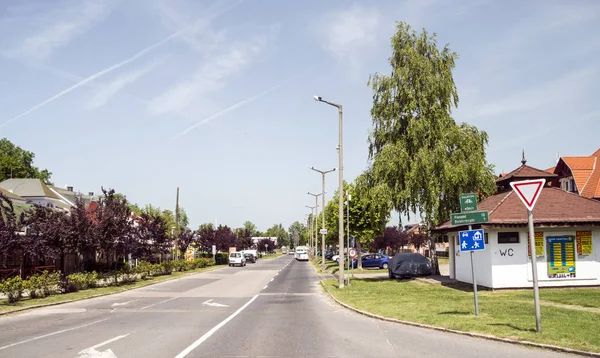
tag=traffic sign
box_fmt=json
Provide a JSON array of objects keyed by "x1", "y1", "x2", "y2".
[
  {"x1": 510, "y1": 179, "x2": 546, "y2": 211},
  {"x1": 348, "y1": 248, "x2": 357, "y2": 259},
  {"x1": 451, "y1": 211, "x2": 489, "y2": 226},
  {"x1": 459, "y1": 229, "x2": 485, "y2": 252},
  {"x1": 319, "y1": 229, "x2": 328, "y2": 235},
  {"x1": 459, "y1": 193, "x2": 478, "y2": 212}
]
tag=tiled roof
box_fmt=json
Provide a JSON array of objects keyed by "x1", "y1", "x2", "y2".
[
  {"x1": 545, "y1": 167, "x2": 555, "y2": 174},
  {"x1": 0, "y1": 179, "x2": 60, "y2": 200},
  {"x1": 0, "y1": 187, "x2": 26, "y2": 202},
  {"x1": 435, "y1": 186, "x2": 600, "y2": 230},
  {"x1": 555, "y1": 148, "x2": 600, "y2": 199},
  {"x1": 495, "y1": 164, "x2": 557, "y2": 183}
]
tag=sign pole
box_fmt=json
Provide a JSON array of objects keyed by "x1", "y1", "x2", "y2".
[
  {"x1": 468, "y1": 224, "x2": 479, "y2": 316},
  {"x1": 528, "y1": 209, "x2": 542, "y2": 333}
]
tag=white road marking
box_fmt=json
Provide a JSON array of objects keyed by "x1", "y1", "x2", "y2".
[
  {"x1": 270, "y1": 278, "x2": 274, "y2": 282},
  {"x1": 0, "y1": 318, "x2": 108, "y2": 351},
  {"x1": 78, "y1": 334, "x2": 130, "y2": 357},
  {"x1": 174, "y1": 294, "x2": 259, "y2": 358},
  {"x1": 111, "y1": 300, "x2": 138, "y2": 307},
  {"x1": 202, "y1": 299, "x2": 228, "y2": 307},
  {"x1": 140, "y1": 296, "x2": 179, "y2": 310}
]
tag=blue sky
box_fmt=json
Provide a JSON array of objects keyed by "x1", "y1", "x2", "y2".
[{"x1": 1, "y1": 0, "x2": 599, "y2": 231}]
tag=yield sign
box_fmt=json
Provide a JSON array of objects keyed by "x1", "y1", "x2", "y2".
[{"x1": 510, "y1": 179, "x2": 546, "y2": 211}]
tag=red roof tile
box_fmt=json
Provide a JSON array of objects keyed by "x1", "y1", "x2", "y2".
[
  {"x1": 495, "y1": 164, "x2": 557, "y2": 184},
  {"x1": 435, "y1": 187, "x2": 600, "y2": 230}
]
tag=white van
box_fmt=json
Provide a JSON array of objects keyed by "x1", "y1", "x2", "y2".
[
  {"x1": 295, "y1": 246, "x2": 309, "y2": 261},
  {"x1": 229, "y1": 252, "x2": 246, "y2": 267}
]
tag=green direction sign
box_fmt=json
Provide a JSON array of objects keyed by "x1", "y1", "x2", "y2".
[
  {"x1": 460, "y1": 193, "x2": 478, "y2": 212},
  {"x1": 451, "y1": 211, "x2": 489, "y2": 226}
]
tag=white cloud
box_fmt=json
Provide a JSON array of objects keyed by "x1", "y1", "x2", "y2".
[
  {"x1": 85, "y1": 59, "x2": 164, "y2": 110},
  {"x1": 147, "y1": 30, "x2": 275, "y2": 116},
  {"x1": 9, "y1": 0, "x2": 108, "y2": 61},
  {"x1": 317, "y1": 4, "x2": 380, "y2": 66}
]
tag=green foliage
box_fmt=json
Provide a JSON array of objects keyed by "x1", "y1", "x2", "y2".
[
  {"x1": 243, "y1": 221, "x2": 260, "y2": 236},
  {"x1": 66, "y1": 271, "x2": 99, "y2": 291},
  {"x1": 27, "y1": 270, "x2": 61, "y2": 298},
  {"x1": 264, "y1": 223, "x2": 289, "y2": 248},
  {"x1": 367, "y1": 22, "x2": 496, "y2": 228},
  {"x1": 0, "y1": 276, "x2": 25, "y2": 303},
  {"x1": 288, "y1": 221, "x2": 306, "y2": 248},
  {"x1": 0, "y1": 138, "x2": 53, "y2": 184}
]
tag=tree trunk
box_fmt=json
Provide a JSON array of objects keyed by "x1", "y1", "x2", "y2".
[{"x1": 430, "y1": 235, "x2": 440, "y2": 275}]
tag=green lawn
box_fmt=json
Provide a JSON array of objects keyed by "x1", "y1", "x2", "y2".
[
  {"x1": 323, "y1": 278, "x2": 600, "y2": 353},
  {"x1": 0, "y1": 265, "x2": 221, "y2": 314}
]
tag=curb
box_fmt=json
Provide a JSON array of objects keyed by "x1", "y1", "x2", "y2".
[
  {"x1": 320, "y1": 281, "x2": 600, "y2": 358},
  {"x1": 0, "y1": 265, "x2": 223, "y2": 317}
]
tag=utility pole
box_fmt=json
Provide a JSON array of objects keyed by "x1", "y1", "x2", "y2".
[
  {"x1": 310, "y1": 167, "x2": 335, "y2": 271},
  {"x1": 305, "y1": 205, "x2": 315, "y2": 254},
  {"x1": 313, "y1": 96, "x2": 345, "y2": 288},
  {"x1": 175, "y1": 187, "x2": 179, "y2": 260},
  {"x1": 307, "y1": 192, "x2": 323, "y2": 257}
]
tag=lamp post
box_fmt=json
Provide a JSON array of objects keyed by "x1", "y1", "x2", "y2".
[
  {"x1": 305, "y1": 205, "x2": 316, "y2": 254},
  {"x1": 307, "y1": 192, "x2": 322, "y2": 256},
  {"x1": 314, "y1": 96, "x2": 344, "y2": 288},
  {"x1": 346, "y1": 191, "x2": 351, "y2": 285},
  {"x1": 310, "y1": 167, "x2": 335, "y2": 271}
]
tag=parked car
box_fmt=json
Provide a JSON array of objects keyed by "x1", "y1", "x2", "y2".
[
  {"x1": 388, "y1": 253, "x2": 432, "y2": 279},
  {"x1": 243, "y1": 252, "x2": 256, "y2": 263},
  {"x1": 360, "y1": 253, "x2": 390, "y2": 269},
  {"x1": 229, "y1": 252, "x2": 246, "y2": 267},
  {"x1": 288, "y1": 250, "x2": 295, "y2": 255},
  {"x1": 325, "y1": 251, "x2": 335, "y2": 260}
]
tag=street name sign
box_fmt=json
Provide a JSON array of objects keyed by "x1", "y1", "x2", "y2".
[
  {"x1": 459, "y1": 193, "x2": 478, "y2": 212},
  {"x1": 459, "y1": 229, "x2": 485, "y2": 252},
  {"x1": 510, "y1": 179, "x2": 546, "y2": 211},
  {"x1": 319, "y1": 229, "x2": 328, "y2": 235},
  {"x1": 451, "y1": 211, "x2": 489, "y2": 226}
]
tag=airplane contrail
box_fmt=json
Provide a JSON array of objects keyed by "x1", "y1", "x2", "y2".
[
  {"x1": 0, "y1": 0, "x2": 245, "y2": 130},
  {"x1": 171, "y1": 84, "x2": 283, "y2": 139},
  {"x1": 171, "y1": 64, "x2": 318, "y2": 139},
  {"x1": 0, "y1": 30, "x2": 183, "y2": 130}
]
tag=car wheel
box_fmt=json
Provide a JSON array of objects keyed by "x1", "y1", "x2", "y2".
[
  {"x1": 388, "y1": 269, "x2": 394, "y2": 279},
  {"x1": 382, "y1": 263, "x2": 388, "y2": 270}
]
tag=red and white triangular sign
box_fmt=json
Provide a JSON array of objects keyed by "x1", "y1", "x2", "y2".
[{"x1": 510, "y1": 179, "x2": 546, "y2": 211}]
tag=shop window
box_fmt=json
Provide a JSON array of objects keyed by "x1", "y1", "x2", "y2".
[{"x1": 498, "y1": 232, "x2": 520, "y2": 244}]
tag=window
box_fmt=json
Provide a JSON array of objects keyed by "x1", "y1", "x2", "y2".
[
  {"x1": 484, "y1": 233, "x2": 489, "y2": 244},
  {"x1": 498, "y1": 232, "x2": 520, "y2": 244}
]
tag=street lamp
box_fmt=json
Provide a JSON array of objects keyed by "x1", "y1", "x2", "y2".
[
  {"x1": 307, "y1": 192, "x2": 322, "y2": 257},
  {"x1": 305, "y1": 205, "x2": 316, "y2": 254},
  {"x1": 310, "y1": 167, "x2": 335, "y2": 271},
  {"x1": 314, "y1": 95, "x2": 345, "y2": 288},
  {"x1": 346, "y1": 191, "x2": 351, "y2": 286}
]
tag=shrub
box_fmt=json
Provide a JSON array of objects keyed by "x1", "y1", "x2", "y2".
[
  {"x1": 0, "y1": 276, "x2": 25, "y2": 303},
  {"x1": 27, "y1": 271, "x2": 61, "y2": 298},
  {"x1": 66, "y1": 272, "x2": 99, "y2": 291},
  {"x1": 120, "y1": 268, "x2": 137, "y2": 284},
  {"x1": 160, "y1": 261, "x2": 173, "y2": 275}
]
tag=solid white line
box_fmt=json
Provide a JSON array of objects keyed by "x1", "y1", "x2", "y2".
[
  {"x1": 0, "y1": 319, "x2": 108, "y2": 351},
  {"x1": 140, "y1": 296, "x2": 179, "y2": 310},
  {"x1": 270, "y1": 278, "x2": 274, "y2": 282},
  {"x1": 263, "y1": 285, "x2": 268, "y2": 289},
  {"x1": 87, "y1": 334, "x2": 130, "y2": 351},
  {"x1": 174, "y1": 294, "x2": 259, "y2": 358}
]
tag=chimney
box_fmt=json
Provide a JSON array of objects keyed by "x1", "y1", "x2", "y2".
[
  {"x1": 67, "y1": 186, "x2": 73, "y2": 192},
  {"x1": 88, "y1": 192, "x2": 94, "y2": 197}
]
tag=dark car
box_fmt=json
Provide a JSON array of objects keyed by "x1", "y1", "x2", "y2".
[
  {"x1": 388, "y1": 253, "x2": 432, "y2": 279},
  {"x1": 325, "y1": 251, "x2": 335, "y2": 260},
  {"x1": 360, "y1": 254, "x2": 390, "y2": 269},
  {"x1": 243, "y1": 253, "x2": 256, "y2": 263}
]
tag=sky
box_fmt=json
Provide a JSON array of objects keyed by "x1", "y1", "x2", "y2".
[{"x1": 1, "y1": 0, "x2": 599, "y2": 231}]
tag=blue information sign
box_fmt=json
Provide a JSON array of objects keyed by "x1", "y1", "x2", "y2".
[{"x1": 459, "y1": 229, "x2": 485, "y2": 252}]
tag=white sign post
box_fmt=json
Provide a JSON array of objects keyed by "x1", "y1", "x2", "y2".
[
  {"x1": 212, "y1": 245, "x2": 216, "y2": 262},
  {"x1": 510, "y1": 178, "x2": 545, "y2": 333}
]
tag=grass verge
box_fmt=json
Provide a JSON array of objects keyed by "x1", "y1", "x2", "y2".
[
  {"x1": 322, "y1": 278, "x2": 600, "y2": 353},
  {"x1": 0, "y1": 265, "x2": 222, "y2": 314}
]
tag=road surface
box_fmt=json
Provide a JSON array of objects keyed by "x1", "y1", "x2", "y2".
[{"x1": 0, "y1": 256, "x2": 570, "y2": 357}]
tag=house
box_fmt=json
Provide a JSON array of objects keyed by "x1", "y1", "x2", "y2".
[
  {"x1": 552, "y1": 148, "x2": 600, "y2": 200},
  {"x1": 0, "y1": 178, "x2": 94, "y2": 211},
  {"x1": 433, "y1": 157, "x2": 600, "y2": 289}
]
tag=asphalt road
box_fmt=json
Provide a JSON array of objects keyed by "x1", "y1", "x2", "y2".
[{"x1": 0, "y1": 255, "x2": 571, "y2": 357}]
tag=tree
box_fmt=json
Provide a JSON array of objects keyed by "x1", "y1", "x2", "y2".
[
  {"x1": 0, "y1": 194, "x2": 23, "y2": 266},
  {"x1": 214, "y1": 225, "x2": 236, "y2": 252},
  {"x1": 264, "y1": 224, "x2": 289, "y2": 248},
  {"x1": 21, "y1": 204, "x2": 69, "y2": 266},
  {"x1": 243, "y1": 221, "x2": 260, "y2": 236},
  {"x1": 177, "y1": 228, "x2": 196, "y2": 256},
  {"x1": 95, "y1": 188, "x2": 133, "y2": 268},
  {"x1": 324, "y1": 174, "x2": 392, "y2": 268},
  {"x1": 288, "y1": 221, "x2": 306, "y2": 249},
  {"x1": 234, "y1": 228, "x2": 252, "y2": 250},
  {"x1": 409, "y1": 231, "x2": 429, "y2": 252},
  {"x1": 257, "y1": 238, "x2": 276, "y2": 253},
  {"x1": 373, "y1": 226, "x2": 408, "y2": 254},
  {"x1": 197, "y1": 223, "x2": 215, "y2": 252},
  {"x1": 367, "y1": 22, "x2": 496, "y2": 274},
  {"x1": 66, "y1": 197, "x2": 98, "y2": 270},
  {"x1": 0, "y1": 138, "x2": 53, "y2": 184}
]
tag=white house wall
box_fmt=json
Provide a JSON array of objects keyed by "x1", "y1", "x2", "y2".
[{"x1": 451, "y1": 227, "x2": 600, "y2": 289}]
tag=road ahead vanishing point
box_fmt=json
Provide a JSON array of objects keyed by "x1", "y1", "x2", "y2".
[{"x1": 0, "y1": 256, "x2": 569, "y2": 357}]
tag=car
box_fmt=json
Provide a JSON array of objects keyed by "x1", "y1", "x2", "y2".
[
  {"x1": 295, "y1": 247, "x2": 309, "y2": 261},
  {"x1": 228, "y1": 252, "x2": 246, "y2": 267},
  {"x1": 288, "y1": 250, "x2": 295, "y2": 255},
  {"x1": 325, "y1": 251, "x2": 335, "y2": 260},
  {"x1": 360, "y1": 253, "x2": 390, "y2": 269},
  {"x1": 243, "y1": 252, "x2": 256, "y2": 263},
  {"x1": 388, "y1": 253, "x2": 432, "y2": 279}
]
